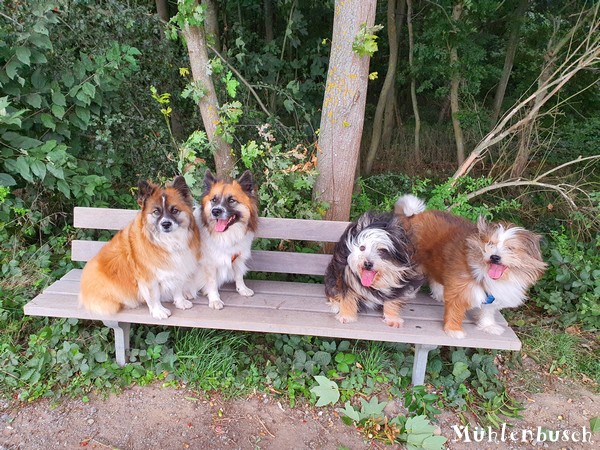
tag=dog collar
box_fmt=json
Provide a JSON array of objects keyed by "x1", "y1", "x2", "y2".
[{"x1": 483, "y1": 293, "x2": 495, "y2": 304}]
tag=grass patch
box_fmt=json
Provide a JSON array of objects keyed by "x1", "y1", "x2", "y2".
[
  {"x1": 520, "y1": 325, "x2": 600, "y2": 390},
  {"x1": 173, "y1": 328, "x2": 251, "y2": 392}
]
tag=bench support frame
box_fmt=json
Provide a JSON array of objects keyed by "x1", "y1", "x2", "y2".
[
  {"x1": 412, "y1": 344, "x2": 438, "y2": 386},
  {"x1": 103, "y1": 321, "x2": 131, "y2": 367}
]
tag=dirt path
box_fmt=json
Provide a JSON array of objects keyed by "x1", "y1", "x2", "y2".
[{"x1": 1, "y1": 376, "x2": 598, "y2": 450}]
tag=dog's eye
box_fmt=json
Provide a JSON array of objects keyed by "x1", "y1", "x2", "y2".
[
  {"x1": 210, "y1": 196, "x2": 217, "y2": 204},
  {"x1": 152, "y1": 208, "x2": 161, "y2": 216},
  {"x1": 228, "y1": 197, "x2": 237, "y2": 204},
  {"x1": 359, "y1": 245, "x2": 366, "y2": 252},
  {"x1": 171, "y1": 206, "x2": 179, "y2": 215}
]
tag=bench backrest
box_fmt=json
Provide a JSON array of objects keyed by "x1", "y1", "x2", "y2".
[{"x1": 72, "y1": 207, "x2": 350, "y2": 276}]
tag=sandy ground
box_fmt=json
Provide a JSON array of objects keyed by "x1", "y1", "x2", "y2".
[{"x1": 1, "y1": 368, "x2": 598, "y2": 450}]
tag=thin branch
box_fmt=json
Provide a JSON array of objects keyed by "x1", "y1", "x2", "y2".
[
  {"x1": 207, "y1": 44, "x2": 274, "y2": 119},
  {"x1": 463, "y1": 180, "x2": 578, "y2": 209},
  {"x1": 534, "y1": 155, "x2": 600, "y2": 181}
]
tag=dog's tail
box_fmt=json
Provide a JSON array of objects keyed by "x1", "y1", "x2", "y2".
[{"x1": 394, "y1": 194, "x2": 426, "y2": 218}]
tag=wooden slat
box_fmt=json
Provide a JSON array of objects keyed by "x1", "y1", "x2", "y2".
[
  {"x1": 74, "y1": 207, "x2": 349, "y2": 242},
  {"x1": 43, "y1": 273, "x2": 508, "y2": 327},
  {"x1": 24, "y1": 290, "x2": 521, "y2": 350},
  {"x1": 44, "y1": 273, "x2": 510, "y2": 326},
  {"x1": 71, "y1": 241, "x2": 332, "y2": 275}
]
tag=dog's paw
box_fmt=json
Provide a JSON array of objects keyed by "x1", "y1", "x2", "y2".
[
  {"x1": 183, "y1": 290, "x2": 197, "y2": 300},
  {"x1": 445, "y1": 328, "x2": 466, "y2": 339},
  {"x1": 237, "y1": 286, "x2": 254, "y2": 297},
  {"x1": 328, "y1": 302, "x2": 340, "y2": 314},
  {"x1": 175, "y1": 298, "x2": 193, "y2": 310},
  {"x1": 150, "y1": 305, "x2": 172, "y2": 320},
  {"x1": 336, "y1": 314, "x2": 357, "y2": 324},
  {"x1": 478, "y1": 323, "x2": 505, "y2": 335},
  {"x1": 383, "y1": 317, "x2": 404, "y2": 328},
  {"x1": 209, "y1": 299, "x2": 224, "y2": 310}
]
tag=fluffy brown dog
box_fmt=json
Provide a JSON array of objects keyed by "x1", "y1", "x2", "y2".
[
  {"x1": 395, "y1": 195, "x2": 546, "y2": 338},
  {"x1": 79, "y1": 176, "x2": 202, "y2": 319}
]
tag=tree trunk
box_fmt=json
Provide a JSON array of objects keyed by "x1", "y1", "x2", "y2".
[
  {"x1": 449, "y1": 2, "x2": 465, "y2": 165},
  {"x1": 381, "y1": 0, "x2": 406, "y2": 152},
  {"x1": 407, "y1": 0, "x2": 421, "y2": 164},
  {"x1": 155, "y1": 0, "x2": 169, "y2": 23},
  {"x1": 314, "y1": 0, "x2": 376, "y2": 222},
  {"x1": 203, "y1": 0, "x2": 221, "y2": 53},
  {"x1": 183, "y1": 23, "x2": 235, "y2": 177},
  {"x1": 364, "y1": 0, "x2": 400, "y2": 175},
  {"x1": 491, "y1": 0, "x2": 529, "y2": 123},
  {"x1": 264, "y1": 0, "x2": 274, "y2": 43}
]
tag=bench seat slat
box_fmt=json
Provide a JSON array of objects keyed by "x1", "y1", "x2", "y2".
[
  {"x1": 24, "y1": 291, "x2": 520, "y2": 350},
  {"x1": 71, "y1": 241, "x2": 332, "y2": 276},
  {"x1": 73, "y1": 207, "x2": 350, "y2": 242},
  {"x1": 43, "y1": 275, "x2": 508, "y2": 327}
]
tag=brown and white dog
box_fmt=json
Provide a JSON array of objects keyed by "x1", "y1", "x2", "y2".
[
  {"x1": 395, "y1": 194, "x2": 546, "y2": 338},
  {"x1": 79, "y1": 176, "x2": 202, "y2": 319},
  {"x1": 196, "y1": 169, "x2": 258, "y2": 309}
]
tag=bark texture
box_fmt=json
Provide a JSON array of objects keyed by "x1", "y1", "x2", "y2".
[{"x1": 314, "y1": 0, "x2": 377, "y2": 222}]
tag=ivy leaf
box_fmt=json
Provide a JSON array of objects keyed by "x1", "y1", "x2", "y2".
[
  {"x1": 337, "y1": 401, "x2": 360, "y2": 422},
  {"x1": 590, "y1": 416, "x2": 600, "y2": 433},
  {"x1": 40, "y1": 113, "x2": 56, "y2": 131},
  {"x1": 30, "y1": 160, "x2": 46, "y2": 181},
  {"x1": 52, "y1": 91, "x2": 66, "y2": 107},
  {"x1": 51, "y1": 104, "x2": 65, "y2": 119},
  {"x1": 25, "y1": 93, "x2": 42, "y2": 108},
  {"x1": 310, "y1": 376, "x2": 340, "y2": 407},
  {"x1": 6, "y1": 59, "x2": 20, "y2": 79},
  {"x1": 15, "y1": 47, "x2": 31, "y2": 65},
  {"x1": 154, "y1": 331, "x2": 170, "y2": 345},
  {"x1": 0, "y1": 173, "x2": 17, "y2": 186},
  {"x1": 422, "y1": 435, "x2": 447, "y2": 450},
  {"x1": 405, "y1": 415, "x2": 436, "y2": 435},
  {"x1": 359, "y1": 396, "x2": 387, "y2": 418},
  {"x1": 56, "y1": 179, "x2": 70, "y2": 198}
]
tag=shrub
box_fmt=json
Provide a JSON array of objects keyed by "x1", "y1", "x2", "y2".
[{"x1": 532, "y1": 229, "x2": 600, "y2": 330}]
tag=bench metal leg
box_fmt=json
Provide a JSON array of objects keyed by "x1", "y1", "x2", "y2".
[
  {"x1": 102, "y1": 321, "x2": 131, "y2": 367},
  {"x1": 412, "y1": 344, "x2": 438, "y2": 386}
]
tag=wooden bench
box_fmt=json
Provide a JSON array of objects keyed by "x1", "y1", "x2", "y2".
[{"x1": 23, "y1": 207, "x2": 521, "y2": 386}]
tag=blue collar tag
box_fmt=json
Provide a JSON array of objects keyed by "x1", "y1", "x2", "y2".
[{"x1": 483, "y1": 293, "x2": 495, "y2": 304}]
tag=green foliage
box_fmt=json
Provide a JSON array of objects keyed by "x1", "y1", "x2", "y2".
[
  {"x1": 337, "y1": 397, "x2": 447, "y2": 449},
  {"x1": 240, "y1": 134, "x2": 325, "y2": 219},
  {"x1": 532, "y1": 229, "x2": 600, "y2": 329},
  {"x1": 352, "y1": 23, "x2": 384, "y2": 57},
  {"x1": 310, "y1": 375, "x2": 340, "y2": 406},
  {"x1": 590, "y1": 417, "x2": 600, "y2": 433}
]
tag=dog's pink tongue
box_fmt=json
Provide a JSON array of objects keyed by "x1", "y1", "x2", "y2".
[
  {"x1": 361, "y1": 269, "x2": 377, "y2": 287},
  {"x1": 488, "y1": 263, "x2": 507, "y2": 280},
  {"x1": 215, "y1": 219, "x2": 228, "y2": 232}
]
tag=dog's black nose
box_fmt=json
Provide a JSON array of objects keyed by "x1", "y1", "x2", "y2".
[
  {"x1": 364, "y1": 261, "x2": 374, "y2": 270},
  {"x1": 211, "y1": 207, "x2": 223, "y2": 217},
  {"x1": 161, "y1": 220, "x2": 172, "y2": 231},
  {"x1": 490, "y1": 254, "x2": 501, "y2": 264}
]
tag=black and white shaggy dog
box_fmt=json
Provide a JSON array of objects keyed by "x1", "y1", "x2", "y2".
[{"x1": 324, "y1": 212, "x2": 424, "y2": 327}]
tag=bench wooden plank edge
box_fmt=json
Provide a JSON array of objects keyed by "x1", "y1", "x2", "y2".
[
  {"x1": 74, "y1": 207, "x2": 351, "y2": 242},
  {"x1": 24, "y1": 294, "x2": 521, "y2": 351}
]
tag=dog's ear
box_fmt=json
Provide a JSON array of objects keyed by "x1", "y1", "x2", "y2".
[
  {"x1": 476, "y1": 216, "x2": 489, "y2": 234},
  {"x1": 137, "y1": 180, "x2": 157, "y2": 207},
  {"x1": 171, "y1": 175, "x2": 192, "y2": 203},
  {"x1": 237, "y1": 170, "x2": 255, "y2": 196},
  {"x1": 203, "y1": 169, "x2": 218, "y2": 195}
]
